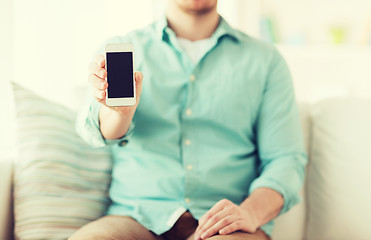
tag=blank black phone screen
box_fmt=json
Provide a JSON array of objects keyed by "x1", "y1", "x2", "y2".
[{"x1": 106, "y1": 52, "x2": 134, "y2": 98}]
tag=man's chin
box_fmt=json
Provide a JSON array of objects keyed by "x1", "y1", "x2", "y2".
[{"x1": 177, "y1": 0, "x2": 217, "y2": 15}]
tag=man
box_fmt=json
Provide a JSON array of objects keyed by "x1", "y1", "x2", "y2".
[{"x1": 71, "y1": 0, "x2": 307, "y2": 239}]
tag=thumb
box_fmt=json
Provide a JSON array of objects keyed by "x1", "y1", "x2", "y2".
[{"x1": 134, "y1": 71, "x2": 143, "y2": 97}]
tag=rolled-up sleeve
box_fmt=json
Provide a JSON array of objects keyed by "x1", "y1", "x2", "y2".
[
  {"x1": 75, "y1": 97, "x2": 135, "y2": 148},
  {"x1": 248, "y1": 49, "x2": 308, "y2": 215}
]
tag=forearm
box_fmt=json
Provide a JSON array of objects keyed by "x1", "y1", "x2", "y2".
[
  {"x1": 99, "y1": 105, "x2": 134, "y2": 140},
  {"x1": 240, "y1": 187, "x2": 284, "y2": 227}
]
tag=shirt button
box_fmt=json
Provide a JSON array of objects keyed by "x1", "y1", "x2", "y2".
[
  {"x1": 185, "y1": 108, "x2": 192, "y2": 116},
  {"x1": 185, "y1": 198, "x2": 191, "y2": 203},
  {"x1": 187, "y1": 164, "x2": 194, "y2": 170},
  {"x1": 189, "y1": 74, "x2": 196, "y2": 82},
  {"x1": 185, "y1": 139, "x2": 191, "y2": 146},
  {"x1": 119, "y1": 139, "x2": 128, "y2": 147}
]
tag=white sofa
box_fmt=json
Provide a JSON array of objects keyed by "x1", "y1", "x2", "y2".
[
  {"x1": 1, "y1": 96, "x2": 370, "y2": 240},
  {"x1": 0, "y1": 154, "x2": 13, "y2": 240}
]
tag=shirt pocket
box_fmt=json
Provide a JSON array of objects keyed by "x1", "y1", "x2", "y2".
[{"x1": 194, "y1": 72, "x2": 260, "y2": 132}]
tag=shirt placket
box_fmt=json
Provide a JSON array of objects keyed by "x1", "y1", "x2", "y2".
[
  {"x1": 166, "y1": 29, "x2": 201, "y2": 207},
  {"x1": 181, "y1": 71, "x2": 200, "y2": 207}
]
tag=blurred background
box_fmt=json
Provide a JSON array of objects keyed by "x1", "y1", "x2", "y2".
[{"x1": 1, "y1": 0, "x2": 371, "y2": 154}]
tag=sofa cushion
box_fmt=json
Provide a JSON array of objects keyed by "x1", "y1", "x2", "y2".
[
  {"x1": 307, "y1": 98, "x2": 371, "y2": 240},
  {"x1": 0, "y1": 157, "x2": 13, "y2": 240},
  {"x1": 12, "y1": 82, "x2": 112, "y2": 240}
]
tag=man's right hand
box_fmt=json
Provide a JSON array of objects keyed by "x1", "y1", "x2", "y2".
[
  {"x1": 88, "y1": 54, "x2": 143, "y2": 140},
  {"x1": 88, "y1": 54, "x2": 143, "y2": 117}
]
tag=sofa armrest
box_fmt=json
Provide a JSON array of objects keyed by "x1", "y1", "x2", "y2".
[{"x1": 0, "y1": 155, "x2": 14, "y2": 240}]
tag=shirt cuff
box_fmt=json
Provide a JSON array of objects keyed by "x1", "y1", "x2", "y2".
[
  {"x1": 104, "y1": 122, "x2": 135, "y2": 147},
  {"x1": 248, "y1": 177, "x2": 302, "y2": 216},
  {"x1": 76, "y1": 99, "x2": 135, "y2": 148},
  {"x1": 259, "y1": 220, "x2": 274, "y2": 237}
]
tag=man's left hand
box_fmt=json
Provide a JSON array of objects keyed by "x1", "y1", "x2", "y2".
[{"x1": 194, "y1": 199, "x2": 259, "y2": 240}]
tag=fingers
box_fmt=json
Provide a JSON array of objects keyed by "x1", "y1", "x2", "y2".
[
  {"x1": 196, "y1": 209, "x2": 235, "y2": 240},
  {"x1": 94, "y1": 96, "x2": 106, "y2": 105},
  {"x1": 89, "y1": 74, "x2": 108, "y2": 90},
  {"x1": 197, "y1": 208, "x2": 230, "y2": 234},
  {"x1": 89, "y1": 73, "x2": 107, "y2": 105},
  {"x1": 197, "y1": 199, "x2": 232, "y2": 232},
  {"x1": 200, "y1": 215, "x2": 237, "y2": 239},
  {"x1": 89, "y1": 54, "x2": 106, "y2": 78},
  {"x1": 92, "y1": 87, "x2": 106, "y2": 101},
  {"x1": 95, "y1": 54, "x2": 105, "y2": 68},
  {"x1": 88, "y1": 54, "x2": 108, "y2": 105},
  {"x1": 218, "y1": 221, "x2": 243, "y2": 235},
  {"x1": 89, "y1": 62, "x2": 107, "y2": 78}
]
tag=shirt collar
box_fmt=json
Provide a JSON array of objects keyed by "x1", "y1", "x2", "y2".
[{"x1": 155, "y1": 15, "x2": 242, "y2": 43}]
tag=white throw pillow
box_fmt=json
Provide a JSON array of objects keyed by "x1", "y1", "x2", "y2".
[
  {"x1": 12, "y1": 82, "x2": 112, "y2": 240},
  {"x1": 307, "y1": 98, "x2": 371, "y2": 240}
]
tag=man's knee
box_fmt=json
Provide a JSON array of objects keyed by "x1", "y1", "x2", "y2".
[
  {"x1": 69, "y1": 228, "x2": 142, "y2": 240},
  {"x1": 69, "y1": 229, "x2": 117, "y2": 240},
  {"x1": 205, "y1": 230, "x2": 270, "y2": 240}
]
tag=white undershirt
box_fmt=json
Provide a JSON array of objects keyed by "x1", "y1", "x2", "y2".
[{"x1": 177, "y1": 37, "x2": 211, "y2": 64}]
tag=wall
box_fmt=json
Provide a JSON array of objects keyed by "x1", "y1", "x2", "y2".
[
  {"x1": 0, "y1": 0, "x2": 14, "y2": 155},
  {"x1": 262, "y1": 0, "x2": 371, "y2": 45},
  {"x1": 12, "y1": 0, "x2": 155, "y2": 112},
  {"x1": 279, "y1": 45, "x2": 371, "y2": 103}
]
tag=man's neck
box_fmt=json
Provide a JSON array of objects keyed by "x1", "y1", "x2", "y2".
[{"x1": 166, "y1": 3, "x2": 220, "y2": 41}]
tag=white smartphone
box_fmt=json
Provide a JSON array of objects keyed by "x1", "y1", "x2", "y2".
[{"x1": 105, "y1": 43, "x2": 136, "y2": 106}]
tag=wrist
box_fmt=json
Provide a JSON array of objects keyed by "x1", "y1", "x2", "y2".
[
  {"x1": 240, "y1": 197, "x2": 262, "y2": 229},
  {"x1": 240, "y1": 188, "x2": 284, "y2": 227},
  {"x1": 99, "y1": 105, "x2": 135, "y2": 140},
  {"x1": 101, "y1": 104, "x2": 134, "y2": 120}
]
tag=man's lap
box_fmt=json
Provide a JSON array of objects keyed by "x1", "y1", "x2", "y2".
[
  {"x1": 68, "y1": 213, "x2": 270, "y2": 240},
  {"x1": 205, "y1": 231, "x2": 270, "y2": 240},
  {"x1": 68, "y1": 215, "x2": 162, "y2": 240}
]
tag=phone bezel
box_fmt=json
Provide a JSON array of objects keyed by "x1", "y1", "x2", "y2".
[{"x1": 105, "y1": 43, "x2": 136, "y2": 107}]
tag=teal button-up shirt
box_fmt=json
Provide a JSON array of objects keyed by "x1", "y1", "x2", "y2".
[{"x1": 76, "y1": 16, "x2": 307, "y2": 236}]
